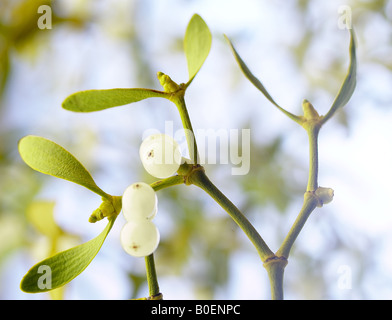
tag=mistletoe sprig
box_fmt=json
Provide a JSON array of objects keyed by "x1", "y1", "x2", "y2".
[
  {"x1": 19, "y1": 14, "x2": 212, "y2": 296},
  {"x1": 225, "y1": 28, "x2": 356, "y2": 298},
  {"x1": 19, "y1": 13, "x2": 356, "y2": 300}
]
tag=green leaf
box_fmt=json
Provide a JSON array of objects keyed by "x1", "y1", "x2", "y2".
[
  {"x1": 20, "y1": 217, "x2": 116, "y2": 293},
  {"x1": 18, "y1": 135, "x2": 108, "y2": 199},
  {"x1": 225, "y1": 35, "x2": 302, "y2": 124},
  {"x1": 321, "y1": 29, "x2": 357, "y2": 124},
  {"x1": 62, "y1": 88, "x2": 168, "y2": 112},
  {"x1": 184, "y1": 14, "x2": 212, "y2": 85}
]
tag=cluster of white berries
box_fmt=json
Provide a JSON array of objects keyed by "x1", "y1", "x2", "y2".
[
  {"x1": 120, "y1": 134, "x2": 182, "y2": 257},
  {"x1": 120, "y1": 182, "x2": 159, "y2": 257}
]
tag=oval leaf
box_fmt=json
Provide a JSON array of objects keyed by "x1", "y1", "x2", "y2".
[
  {"x1": 322, "y1": 29, "x2": 357, "y2": 124},
  {"x1": 20, "y1": 217, "x2": 115, "y2": 293},
  {"x1": 62, "y1": 88, "x2": 168, "y2": 112},
  {"x1": 184, "y1": 14, "x2": 212, "y2": 84},
  {"x1": 18, "y1": 135, "x2": 108, "y2": 198}
]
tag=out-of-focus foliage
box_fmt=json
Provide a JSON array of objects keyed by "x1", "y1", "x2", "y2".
[
  {"x1": 0, "y1": 0, "x2": 87, "y2": 98},
  {"x1": 1, "y1": 0, "x2": 391, "y2": 299},
  {"x1": 0, "y1": 0, "x2": 90, "y2": 299}
]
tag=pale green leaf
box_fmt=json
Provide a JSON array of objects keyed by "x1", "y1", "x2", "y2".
[
  {"x1": 62, "y1": 88, "x2": 168, "y2": 112},
  {"x1": 225, "y1": 35, "x2": 302, "y2": 124},
  {"x1": 18, "y1": 135, "x2": 108, "y2": 199},
  {"x1": 322, "y1": 29, "x2": 357, "y2": 124},
  {"x1": 20, "y1": 217, "x2": 115, "y2": 292},
  {"x1": 184, "y1": 14, "x2": 212, "y2": 84}
]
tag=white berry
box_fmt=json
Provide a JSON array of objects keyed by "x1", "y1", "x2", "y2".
[
  {"x1": 122, "y1": 182, "x2": 157, "y2": 222},
  {"x1": 120, "y1": 220, "x2": 160, "y2": 257},
  {"x1": 139, "y1": 134, "x2": 182, "y2": 179}
]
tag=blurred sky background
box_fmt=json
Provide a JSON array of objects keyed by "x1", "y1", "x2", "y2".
[{"x1": 1, "y1": 0, "x2": 392, "y2": 300}]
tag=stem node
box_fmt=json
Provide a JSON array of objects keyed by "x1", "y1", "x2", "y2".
[{"x1": 263, "y1": 256, "x2": 288, "y2": 300}]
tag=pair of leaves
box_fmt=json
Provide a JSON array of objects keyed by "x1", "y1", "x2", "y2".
[
  {"x1": 226, "y1": 29, "x2": 357, "y2": 125},
  {"x1": 19, "y1": 135, "x2": 115, "y2": 293},
  {"x1": 62, "y1": 14, "x2": 212, "y2": 113}
]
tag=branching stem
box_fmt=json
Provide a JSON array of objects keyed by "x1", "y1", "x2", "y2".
[
  {"x1": 188, "y1": 167, "x2": 274, "y2": 262},
  {"x1": 276, "y1": 192, "x2": 319, "y2": 259},
  {"x1": 265, "y1": 121, "x2": 322, "y2": 299},
  {"x1": 172, "y1": 95, "x2": 199, "y2": 165},
  {"x1": 305, "y1": 123, "x2": 321, "y2": 192}
]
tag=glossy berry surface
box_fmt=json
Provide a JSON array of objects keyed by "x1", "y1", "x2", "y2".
[
  {"x1": 122, "y1": 182, "x2": 157, "y2": 221},
  {"x1": 139, "y1": 134, "x2": 182, "y2": 179},
  {"x1": 120, "y1": 220, "x2": 160, "y2": 257}
]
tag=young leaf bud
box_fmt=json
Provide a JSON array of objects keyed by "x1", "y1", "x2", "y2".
[
  {"x1": 157, "y1": 72, "x2": 180, "y2": 93},
  {"x1": 89, "y1": 197, "x2": 117, "y2": 223},
  {"x1": 302, "y1": 99, "x2": 320, "y2": 120},
  {"x1": 315, "y1": 187, "x2": 334, "y2": 207}
]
